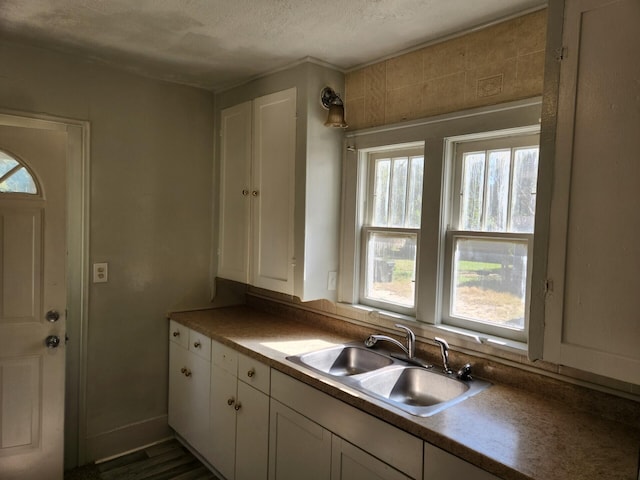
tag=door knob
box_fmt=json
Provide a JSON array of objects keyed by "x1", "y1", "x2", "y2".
[
  {"x1": 46, "y1": 310, "x2": 60, "y2": 322},
  {"x1": 45, "y1": 335, "x2": 61, "y2": 348}
]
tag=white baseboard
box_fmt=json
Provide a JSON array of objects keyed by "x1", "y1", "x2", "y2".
[{"x1": 84, "y1": 414, "x2": 173, "y2": 462}]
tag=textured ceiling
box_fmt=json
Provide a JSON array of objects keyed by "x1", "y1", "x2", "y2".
[{"x1": 0, "y1": 0, "x2": 546, "y2": 91}]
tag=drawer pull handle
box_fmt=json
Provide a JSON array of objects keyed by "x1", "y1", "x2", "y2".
[
  {"x1": 172, "y1": 331, "x2": 180, "y2": 337},
  {"x1": 180, "y1": 367, "x2": 192, "y2": 377},
  {"x1": 234, "y1": 402, "x2": 242, "y2": 411},
  {"x1": 227, "y1": 397, "x2": 235, "y2": 406},
  {"x1": 247, "y1": 368, "x2": 255, "y2": 378}
]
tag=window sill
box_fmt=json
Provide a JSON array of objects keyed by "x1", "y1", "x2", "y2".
[{"x1": 335, "y1": 302, "x2": 528, "y2": 360}]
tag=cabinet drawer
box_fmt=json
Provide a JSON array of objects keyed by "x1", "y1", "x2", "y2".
[
  {"x1": 238, "y1": 352, "x2": 270, "y2": 394},
  {"x1": 169, "y1": 320, "x2": 189, "y2": 349},
  {"x1": 212, "y1": 339, "x2": 238, "y2": 374},
  {"x1": 189, "y1": 330, "x2": 211, "y2": 361}
]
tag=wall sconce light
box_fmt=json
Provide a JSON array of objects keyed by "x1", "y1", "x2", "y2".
[{"x1": 320, "y1": 87, "x2": 348, "y2": 128}]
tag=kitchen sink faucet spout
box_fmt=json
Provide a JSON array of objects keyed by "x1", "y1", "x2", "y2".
[{"x1": 364, "y1": 324, "x2": 416, "y2": 359}]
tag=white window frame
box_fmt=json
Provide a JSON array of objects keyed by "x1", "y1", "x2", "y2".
[
  {"x1": 358, "y1": 145, "x2": 424, "y2": 315},
  {"x1": 339, "y1": 98, "x2": 542, "y2": 349},
  {"x1": 441, "y1": 131, "x2": 540, "y2": 342}
]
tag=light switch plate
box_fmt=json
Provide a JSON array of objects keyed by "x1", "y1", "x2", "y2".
[{"x1": 93, "y1": 262, "x2": 108, "y2": 283}]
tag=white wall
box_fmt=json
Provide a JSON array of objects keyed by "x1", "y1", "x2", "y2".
[{"x1": 0, "y1": 41, "x2": 215, "y2": 464}]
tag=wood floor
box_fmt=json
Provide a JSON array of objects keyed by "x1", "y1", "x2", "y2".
[{"x1": 64, "y1": 439, "x2": 220, "y2": 480}]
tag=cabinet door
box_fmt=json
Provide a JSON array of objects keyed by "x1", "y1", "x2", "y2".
[
  {"x1": 168, "y1": 342, "x2": 211, "y2": 455},
  {"x1": 424, "y1": 444, "x2": 500, "y2": 480},
  {"x1": 236, "y1": 381, "x2": 269, "y2": 480},
  {"x1": 210, "y1": 364, "x2": 238, "y2": 479},
  {"x1": 251, "y1": 88, "x2": 296, "y2": 295},
  {"x1": 542, "y1": 0, "x2": 640, "y2": 384},
  {"x1": 331, "y1": 436, "x2": 411, "y2": 480},
  {"x1": 219, "y1": 101, "x2": 252, "y2": 283},
  {"x1": 269, "y1": 399, "x2": 331, "y2": 480}
]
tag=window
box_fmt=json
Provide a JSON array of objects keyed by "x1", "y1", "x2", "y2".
[
  {"x1": 360, "y1": 146, "x2": 424, "y2": 314},
  {"x1": 0, "y1": 150, "x2": 38, "y2": 194},
  {"x1": 443, "y1": 133, "x2": 539, "y2": 341}
]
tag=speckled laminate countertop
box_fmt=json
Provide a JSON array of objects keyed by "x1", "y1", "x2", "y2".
[{"x1": 169, "y1": 305, "x2": 640, "y2": 480}]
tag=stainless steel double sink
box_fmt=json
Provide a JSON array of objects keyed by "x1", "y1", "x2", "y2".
[{"x1": 287, "y1": 343, "x2": 490, "y2": 417}]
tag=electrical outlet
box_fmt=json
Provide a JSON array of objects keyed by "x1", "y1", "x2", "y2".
[
  {"x1": 327, "y1": 271, "x2": 337, "y2": 291},
  {"x1": 93, "y1": 263, "x2": 108, "y2": 283}
]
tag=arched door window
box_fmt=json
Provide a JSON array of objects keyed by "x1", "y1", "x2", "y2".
[{"x1": 0, "y1": 150, "x2": 38, "y2": 194}]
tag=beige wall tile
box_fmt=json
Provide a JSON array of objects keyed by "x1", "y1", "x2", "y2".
[
  {"x1": 465, "y1": 20, "x2": 519, "y2": 71},
  {"x1": 386, "y1": 83, "x2": 423, "y2": 124},
  {"x1": 517, "y1": 9, "x2": 548, "y2": 56},
  {"x1": 346, "y1": 69, "x2": 366, "y2": 100},
  {"x1": 386, "y1": 50, "x2": 423, "y2": 90},
  {"x1": 515, "y1": 50, "x2": 545, "y2": 98},
  {"x1": 345, "y1": 97, "x2": 365, "y2": 130},
  {"x1": 465, "y1": 58, "x2": 518, "y2": 108},
  {"x1": 421, "y1": 72, "x2": 466, "y2": 117},
  {"x1": 364, "y1": 63, "x2": 387, "y2": 127},
  {"x1": 344, "y1": 9, "x2": 546, "y2": 129},
  {"x1": 422, "y1": 36, "x2": 467, "y2": 81}
]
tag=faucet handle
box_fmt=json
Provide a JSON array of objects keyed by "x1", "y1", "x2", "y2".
[{"x1": 395, "y1": 324, "x2": 415, "y2": 358}]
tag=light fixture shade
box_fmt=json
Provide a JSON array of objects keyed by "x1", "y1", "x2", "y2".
[
  {"x1": 324, "y1": 102, "x2": 348, "y2": 128},
  {"x1": 321, "y1": 86, "x2": 348, "y2": 128}
]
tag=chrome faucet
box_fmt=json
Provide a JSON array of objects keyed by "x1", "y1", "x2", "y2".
[
  {"x1": 364, "y1": 324, "x2": 415, "y2": 359},
  {"x1": 434, "y1": 336, "x2": 473, "y2": 380},
  {"x1": 434, "y1": 337, "x2": 452, "y2": 374}
]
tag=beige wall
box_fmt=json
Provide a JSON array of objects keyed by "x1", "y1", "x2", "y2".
[
  {"x1": 344, "y1": 9, "x2": 547, "y2": 129},
  {"x1": 0, "y1": 41, "x2": 215, "y2": 464}
]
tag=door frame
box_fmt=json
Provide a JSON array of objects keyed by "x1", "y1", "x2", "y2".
[{"x1": 0, "y1": 110, "x2": 91, "y2": 469}]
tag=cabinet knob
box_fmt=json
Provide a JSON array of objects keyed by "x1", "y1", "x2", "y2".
[
  {"x1": 193, "y1": 341, "x2": 201, "y2": 349},
  {"x1": 180, "y1": 367, "x2": 192, "y2": 377},
  {"x1": 242, "y1": 189, "x2": 249, "y2": 196},
  {"x1": 227, "y1": 397, "x2": 235, "y2": 406},
  {"x1": 234, "y1": 402, "x2": 242, "y2": 411},
  {"x1": 247, "y1": 368, "x2": 255, "y2": 378},
  {"x1": 172, "y1": 331, "x2": 180, "y2": 337},
  {"x1": 251, "y1": 190, "x2": 259, "y2": 197}
]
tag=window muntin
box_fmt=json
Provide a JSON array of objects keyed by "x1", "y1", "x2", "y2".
[
  {"x1": 445, "y1": 134, "x2": 539, "y2": 340},
  {"x1": 360, "y1": 147, "x2": 424, "y2": 313},
  {"x1": 0, "y1": 151, "x2": 38, "y2": 194}
]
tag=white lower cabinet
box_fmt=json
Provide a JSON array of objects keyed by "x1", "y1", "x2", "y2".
[
  {"x1": 210, "y1": 340, "x2": 270, "y2": 480},
  {"x1": 168, "y1": 321, "x2": 211, "y2": 456},
  {"x1": 332, "y1": 436, "x2": 412, "y2": 480},
  {"x1": 269, "y1": 399, "x2": 332, "y2": 480},
  {"x1": 269, "y1": 370, "x2": 422, "y2": 480},
  {"x1": 423, "y1": 443, "x2": 501, "y2": 480}
]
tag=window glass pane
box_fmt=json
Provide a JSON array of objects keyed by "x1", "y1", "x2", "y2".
[
  {"x1": 451, "y1": 237, "x2": 528, "y2": 330},
  {"x1": 365, "y1": 232, "x2": 417, "y2": 308},
  {"x1": 484, "y1": 149, "x2": 511, "y2": 232},
  {"x1": 0, "y1": 154, "x2": 19, "y2": 176},
  {"x1": 460, "y1": 152, "x2": 485, "y2": 230},
  {"x1": 0, "y1": 152, "x2": 38, "y2": 194},
  {"x1": 372, "y1": 159, "x2": 390, "y2": 226},
  {"x1": 510, "y1": 147, "x2": 539, "y2": 233},
  {"x1": 389, "y1": 157, "x2": 408, "y2": 227},
  {"x1": 407, "y1": 156, "x2": 423, "y2": 228}
]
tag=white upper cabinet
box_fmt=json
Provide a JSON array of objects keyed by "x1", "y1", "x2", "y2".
[
  {"x1": 251, "y1": 88, "x2": 297, "y2": 294},
  {"x1": 218, "y1": 101, "x2": 252, "y2": 284},
  {"x1": 218, "y1": 88, "x2": 296, "y2": 294},
  {"x1": 536, "y1": 0, "x2": 640, "y2": 384},
  {"x1": 216, "y1": 62, "x2": 343, "y2": 301}
]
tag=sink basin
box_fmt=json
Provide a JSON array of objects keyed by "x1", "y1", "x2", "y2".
[
  {"x1": 287, "y1": 344, "x2": 490, "y2": 416},
  {"x1": 289, "y1": 344, "x2": 394, "y2": 376},
  {"x1": 358, "y1": 366, "x2": 469, "y2": 406}
]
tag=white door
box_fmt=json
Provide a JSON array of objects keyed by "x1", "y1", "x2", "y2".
[{"x1": 0, "y1": 125, "x2": 67, "y2": 480}]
